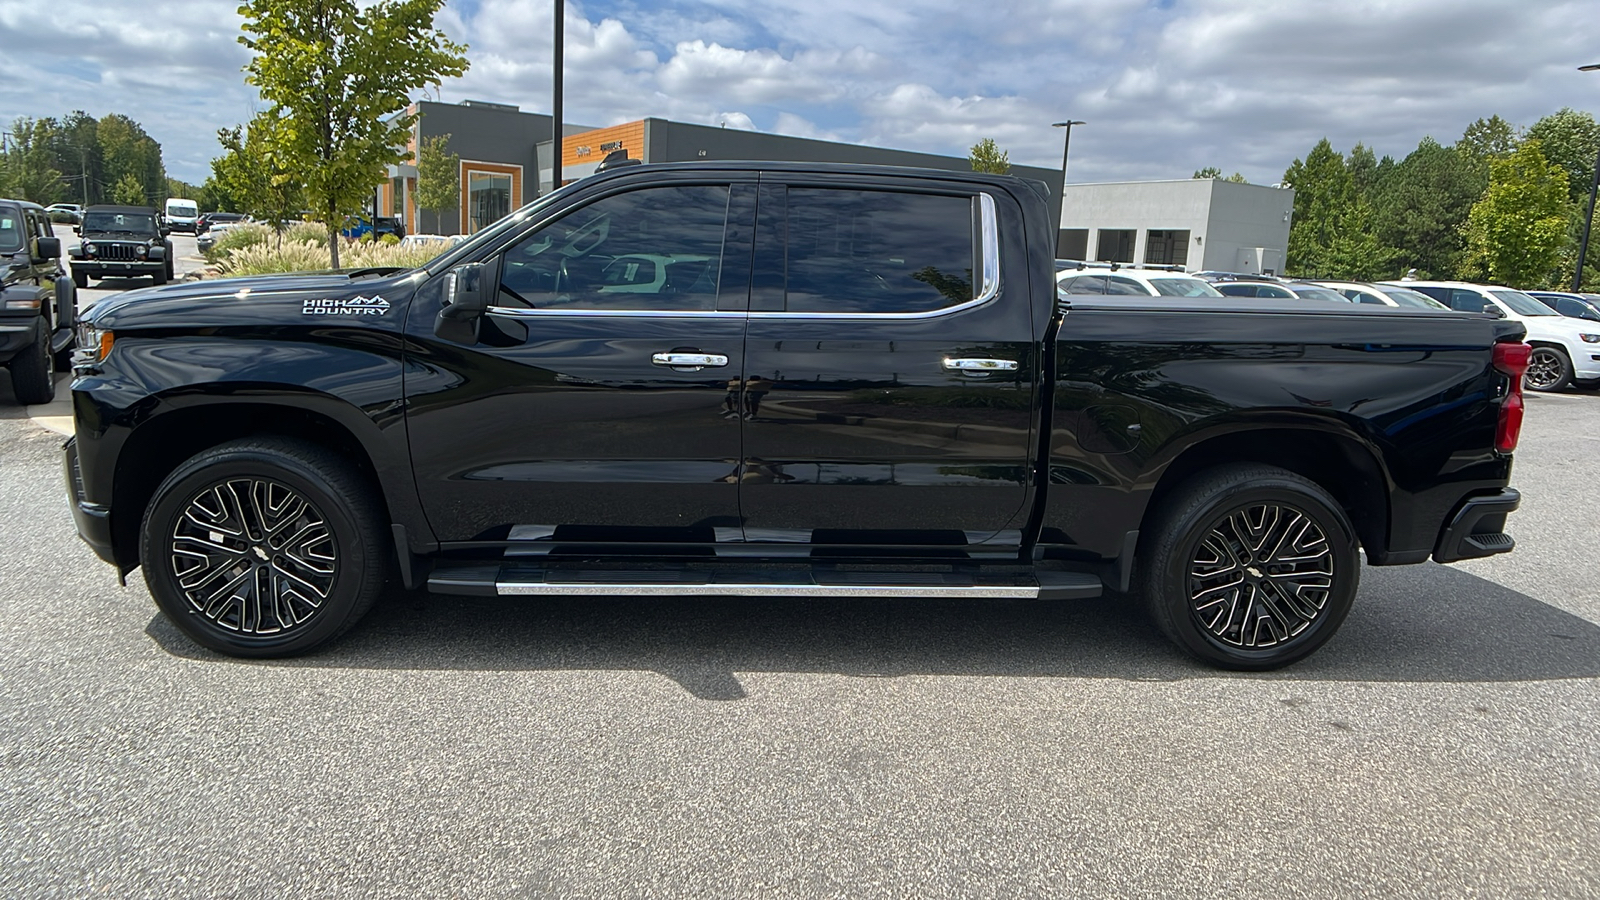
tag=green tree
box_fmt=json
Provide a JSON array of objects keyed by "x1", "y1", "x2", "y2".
[
  {"x1": 97, "y1": 114, "x2": 166, "y2": 205},
  {"x1": 1370, "y1": 137, "x2": 1484, "y2": 279},
  {"x1": 1193, "y1": 167, "x2": 1247, "y2": 182},
  {"x1": 0, "y1": 118, "x2": 64, "y2": 204},
  {"x1": 1282, "y1": 139, "x2": 1396, "y2": 279},
  {"x1": 968, "y1": 138, "x2": 1011, "y2": 175},
  {"x1": 237, "y1": 0, "x2": 468, "y2": 269},
  {"x1": 413, "y1": 132, "x2": 460, "y2": 234},
  {"x1": 110, "y1": 172, "x2": 148, "y2": 205},
  {"x1": 40, "y1": 112, "x2": 101, "y2": 206},
  {"x1": 209, "y1": 113, "x2": 306, "y2": 240},
  {"x1": 1527, "y1": 108, "x2": 1600, "y2": 205},
  {"x1": 1465, "y1": 138, "x2": 1571, "y2": 289}
]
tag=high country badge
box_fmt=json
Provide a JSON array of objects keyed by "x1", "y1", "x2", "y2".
[{"x1": 303, "y1": 295, "x2": 391, "y2": 316}]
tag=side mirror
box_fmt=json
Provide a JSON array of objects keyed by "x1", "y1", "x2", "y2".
[
  {"x1": 1482, "y1": 302, "x2": 1505, "y2": 318},
  {"x1": 72, "y1": 226, "x2": 80, "y2": 235},
  {"x1": 434, "y1": 262, "x2": 490, "y2": 342},
  {"x1": 35, "y1": 236, "x2": 61, "y2": 260},
  {"x1": 160, "y1": 226, "x2": 171, "y2": 237}
]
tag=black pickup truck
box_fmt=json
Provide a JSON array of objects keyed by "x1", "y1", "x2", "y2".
[{"x1": 64, "y1": 162, "x2": 1528, "y2": 669}]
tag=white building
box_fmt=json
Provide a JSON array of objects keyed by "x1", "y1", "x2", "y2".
[{"x1": 1059, "y1": 179, "x2": 1296, "y2": 275}]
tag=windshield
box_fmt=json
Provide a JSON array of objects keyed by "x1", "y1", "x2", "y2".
[
  {"x1": 1149, "y1": 277, "x2": 1223, "y2": 297},
  {"x1": 0, "y1": 210, "x2": 23, "y2": 252},
  {"x1": 1291, "y1": 286, "x2": 1353, "y2": 303},
  {"x1": 1490, "y1": 289, "x2": 1559, "y2": 316},
  {"x1": 83, "y1": 211, "x2": 156, "y2": 234},
  {"x1": 1379, "y1": 287, "x2": 1448, "y2": 310},
  {"x1": 425, "y1": 178, "x2": 588, "y2": 275},
  {"x1": 168, "y1": 204, "x2": 197, "y2": 217}
]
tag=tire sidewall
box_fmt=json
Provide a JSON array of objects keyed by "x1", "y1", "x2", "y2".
[
  {"x1": 141, "y1": 448, "x2": 373, "y2": 657},
  {"x1": 1152, "y1": 477, "x2": 1360, "y2": 670},
  {"x1": 1524, "y1": 346, "x2": 1571, "y2": 392}
]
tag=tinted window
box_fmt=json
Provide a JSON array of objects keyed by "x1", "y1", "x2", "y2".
[
  {"x1": 1490, "y1": 289, "x2": 1558, "y2": 316},
  {"x1": 1448, "y1": 289, "x2": 1488, "y2": 312},
  {"x1": 1558, "y1": 298, "x2": 1600, "y2": 321},
  {"x1": 1290, "y1": 286, "x2": 1352, "y2": 303},
  {"x1": 1059, "y1": 274, "x2": 1108, "y2": 295},
  {"x1": 0, "y1": 208, "x2": 27, "y2": 251},
  {"x1": 1256, "y1": 285, "x2": 1294, "y2": 298},
  {"x1": 497, "y1": 184, "x2": 729, "y2": 312},
  {"x1": 783, "y1": 189, "x2": 975, "y2": 314},
  {"x1": 1379, "y1": 288, "x2": 1448, "y2": 310},
  {"x1": 1216, "y1": 283, "x2": 1260, "y2": 296},
  {"x1": 1104, "y1": 275, "x2": 1150, "y2": 295},
  {"x1": 1149, "y1": 277, "x2": 1223, "y2": 297}
]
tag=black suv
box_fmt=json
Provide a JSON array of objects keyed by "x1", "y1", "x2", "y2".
[
  {"x1": 67, "y1": 205, "x2": 174, "y2": 289},
  {"x1": 0, "y1": 198, "x2": 74, "y2": 404}
]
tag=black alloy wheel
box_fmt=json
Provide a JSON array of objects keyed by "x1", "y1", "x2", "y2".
[
  {"x1": 141, "y1": 439, "x2": 389, "y2": 657},
  {"x1": 1139, "y1": 464, "x2": 1359, "y2": 670},
  {"x1": 1522, "y1": 346, "x2": 1571, "y2": 392}
]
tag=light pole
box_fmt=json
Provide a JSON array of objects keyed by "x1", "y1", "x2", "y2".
[
  {"x1": 1575, "y1": 64, "x2": 1600, "y2": 292},
  {"x1": 1052, "y1": 120, "x2": 1085, "y2": 257},
  {"x1": 552, "y1": 0, "x2": 565, "y2": 193}
]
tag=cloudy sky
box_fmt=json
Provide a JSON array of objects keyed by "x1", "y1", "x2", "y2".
[{"x1": 2, "y1": 0, "x2": 1597, "y2": 187}]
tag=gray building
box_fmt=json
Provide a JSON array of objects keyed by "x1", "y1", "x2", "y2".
[{"x1": 1058, "y1": 179, "x2": 1296, "y2": 275}]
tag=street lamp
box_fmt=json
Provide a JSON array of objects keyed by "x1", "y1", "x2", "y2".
[
  {"x1": 1576, "y1": 64, "x2": 1600, "y2": 292},
  {"x1": 1052, "y1": 120, "x2": 1085, "y2": 257}
]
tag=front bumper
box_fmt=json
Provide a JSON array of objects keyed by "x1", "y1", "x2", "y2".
[
  {"x1": 1432, "y1": 488, "x2": 1519, "y2": 563},
  {"x1": 72, "y1": 259, "x2": 165, "y2": 278},
  {"x1": 63, "y1": 437, "x2": 116, "y2": 566}
]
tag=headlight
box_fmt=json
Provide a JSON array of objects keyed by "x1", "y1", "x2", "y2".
[
  {"x1": 136, "y1": 246, "x2": 148, "y2": 259},
  {"x1": 1581, "y1": 334, "x2": 1600, "y2": 344},
  {"x1": 72, "y1": 322, "x2": 114, "y2": 372},
  {"x1": 83, "y1": 243, "x2": 96, "y2": 256}
]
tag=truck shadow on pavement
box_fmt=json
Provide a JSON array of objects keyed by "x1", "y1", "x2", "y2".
[{"x1": 146, "y1": 563, "x2": 1600, "y2": 700}]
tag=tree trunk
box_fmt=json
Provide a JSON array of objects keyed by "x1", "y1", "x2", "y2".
[{"x1": 327, "y1": 228, "x2": 340, "y2": 270}]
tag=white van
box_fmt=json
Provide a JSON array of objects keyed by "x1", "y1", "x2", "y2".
[{"x1": 163, "y1": 198, "x2": 199, "y2": 233}]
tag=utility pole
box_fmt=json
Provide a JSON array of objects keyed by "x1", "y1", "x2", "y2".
[
  {"x1": 1575, "y1": 64, "x2": 1600, "y2": 291},
  {"x1": 551, "y1": 0, "x2": 564, "y2": 193}
]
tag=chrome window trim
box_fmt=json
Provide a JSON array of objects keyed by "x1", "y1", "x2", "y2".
[{"x1": 486, "y1": 306, "x2": 744, "y2": 318}]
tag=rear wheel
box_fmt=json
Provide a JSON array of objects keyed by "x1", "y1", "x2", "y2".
[
  {"x1": 8, "y1": 318, "x2": 55, "y2": 405},
  {"x1": 1523, "y1": 346, "x2": 1572, "y2": 392},
  {"x1": 1138, "y1": 464, "x2": 1359, "y2": 670},
  {"x1": 140, "y1": 439, "x2": 389, "y2": 657}
]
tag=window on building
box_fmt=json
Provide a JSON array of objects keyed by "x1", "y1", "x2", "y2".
[
  {"x1": 1096, "y1": 229, "x2": 1136, "y2": 264},
  {"x1": 780, "y1": 189, "x2": 977, "y2": 314},
  {"x1": 1144, "y1": 229, "x2": 1190, "y2": 266},
  {"x1": 467, "y1": 170, "x2": 513, "y2": 233},
  {"x1": 390, "y1": 176, "x2": 406, "y2": 222},
  {"x1": 1057, "y1": 229, "x2": 1088, "y2": 261}
]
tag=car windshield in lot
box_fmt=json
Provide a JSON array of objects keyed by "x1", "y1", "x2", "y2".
[
  {"x1": 1149, "y1": 277, "x2": 1223, "y2": 297},
  {"x1": 83, "y1": 211, "x2": 156, "y2": 234},
  {"x1": 1491, "y1": 289, "x2": 1560, "y2": 316},
  {"x1": 1379, "y1": 287, "x2": 1450, "y2": 310}
]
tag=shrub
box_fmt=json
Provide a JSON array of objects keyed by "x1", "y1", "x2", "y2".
[
  {"x1": 203, "y1": 223, "x2": 272, "y2": 262},
  {"x1": 215, "y1": 237, "x2": 447, "y2": 276}
]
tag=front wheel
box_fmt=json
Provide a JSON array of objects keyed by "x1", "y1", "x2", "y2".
[
  {"x1": 1138, "y1": 464, "x2": 1359, "y2": 670},
  {"x1": 8, "y1": 320, "x2": 55, "y2": 405},
  {"x1": 71, "y1": 268, "x2": 88, "y2": 290},
  {"x1": 1523, "y1": 346, "x2": 1572, "y2": 392},
  {"x1": 140, "y1": 439, "x2": 390, "y2": 657}
]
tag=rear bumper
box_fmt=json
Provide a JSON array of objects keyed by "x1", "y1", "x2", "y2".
[
  {"x1": 1432, "y1": 488, "x2": 1519, "y2": 563},
  {"x1": 63, "y1": 437, "x2": 116, "y2": 566}
]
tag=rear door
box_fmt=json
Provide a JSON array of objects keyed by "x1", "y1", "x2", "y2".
[{"x1": 734, "y1": 175, "x2": 1038, "y2": 554}]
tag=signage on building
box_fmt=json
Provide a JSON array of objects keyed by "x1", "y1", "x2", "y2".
[{"x1": 600, "y1": 141, "x2": 623, "y2": 152}]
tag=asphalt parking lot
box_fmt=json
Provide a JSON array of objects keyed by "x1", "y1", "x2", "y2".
[{"x1": 0, "y1": 371, "x2": 1596, "y2": 896}]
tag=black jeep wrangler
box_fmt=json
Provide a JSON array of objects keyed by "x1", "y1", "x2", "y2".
[
  {"x1": 67, "y1": 205, "x2": 173, "y2": 289},
  {"x1": 0, "y1": 198, "x2": 74, "y2": 405}
]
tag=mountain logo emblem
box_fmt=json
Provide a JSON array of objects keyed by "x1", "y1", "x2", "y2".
[{"x1": 302, "y1": 294, "x2": 391, "y2": 316}]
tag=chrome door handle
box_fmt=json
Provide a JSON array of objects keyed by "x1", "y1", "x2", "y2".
[
  {"x1": 943, "y1": 357, "x2": 1018, "y2": 373},
  {"x1": 652, "y1": 352, "x2": 729, "y2": 369}
]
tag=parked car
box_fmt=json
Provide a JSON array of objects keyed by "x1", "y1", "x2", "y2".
[
  {"x1": 196, "y1": 212, "x2": 250, "y2": 234},
  {"x1": 1525, "y1": 290, "x2": 1600, "y2": 323},
  {"x1": 45, "y1": 203, "x2": 83, "y2": 224},
  {"x1": 1392, "y1": 281, "x2": 1600, "y2": 391},
  {"x1": 341, "y1": 216, "x2": 406, "y2": 241},
  {"x1": 1207, "y1": 278, "x2": 1353, "y2": 302},
  {"x1": 1312, "y1": 280, "x2": 1452, "y2": 311},
  {"x1": 67, "y1": 205, "x2": 173, "y2": 289},
  {"x1": 66, "y1": 162, "x2": 1528, "y2": 671},
  {"x1": 0, "y1": 197, "x2": 74, "y2": 404},
  {"x1": 1056, "y1": 264, "x2": 1223, "y2": 297},
  {"x1": 196, "y1": 218, "x2": 255, "y2": 254},
  {"x1": 399, "y1": 233, "x2": 467, "y2": 249}
]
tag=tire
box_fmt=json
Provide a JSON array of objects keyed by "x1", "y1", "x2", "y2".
[
  {"x1": 71, "y1": 268, "x2": 88, "y2": 290},
  {"x1": 1138, "y1": 464, "x2": 1360, "y2": 670},
  {"x1": 151, "y1": 265, "x2": 168, "y2": 286},
  {"x1": 166, "y1": 259, "x2": 175, "y2": 282},
  {"x1": 139, "y1": 438, "x2": 390, "y2": 657},
  {"x1": 1523, "y1": 346, "x2": 1572, "y2": 392},
  {"x1": 8, "y1": 319, "x2": 55, "y2": 405}
]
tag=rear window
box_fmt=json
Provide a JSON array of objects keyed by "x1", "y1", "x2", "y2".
[
  {"x1": 1290, "y1": 286, "x2": 1352, "y2": 303},
  {"x1": 1378, "y1": 287, "x2": 1447, "y2": 310}
]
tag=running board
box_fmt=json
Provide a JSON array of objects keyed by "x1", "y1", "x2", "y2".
[{"x1": 427, "y1": 562, "x2": 1102, "y2": 601}]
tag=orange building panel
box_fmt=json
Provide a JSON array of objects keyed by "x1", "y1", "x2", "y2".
[{"x1": 563, "y1": 120, "x2": 646, "y2": 169}]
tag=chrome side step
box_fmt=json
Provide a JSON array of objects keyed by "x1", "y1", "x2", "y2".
[{"x1": 426, "y1": 563, "x2": 1102, "y2": 601}]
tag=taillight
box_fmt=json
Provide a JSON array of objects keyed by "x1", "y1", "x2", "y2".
[{"x1": 1492, "y1": 342, "x2": 1531, "y2": 453}]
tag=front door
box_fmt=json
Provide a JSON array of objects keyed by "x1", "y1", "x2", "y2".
[
  {"x1": 404, "y1": 177, "x2": 755, "y2": 551},
  {"x1": 735, "y1": 178, "x2": 1038, "y2": 553}
]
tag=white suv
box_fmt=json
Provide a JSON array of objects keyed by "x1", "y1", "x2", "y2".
[
  {"x1": 1056, "y1": 266, "x2": 1223, "y2": 298},
  {"x1": 1389, "y1": 280, "x2": 1600, "y2": 391}
]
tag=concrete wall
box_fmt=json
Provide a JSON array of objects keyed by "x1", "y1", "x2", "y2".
[{"x1": 1059, "y1": 179, "x2": 1294, "y2": 272}]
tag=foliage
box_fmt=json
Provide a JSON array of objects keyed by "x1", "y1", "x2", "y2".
[
  {"x1": 1370, "y1": 138, "x2": 1484, "y2": 279},
  {"x1": 414, "y1": 133, "x2": 460, "y2": 234},
  {"x1": 96, "y1": 114, "x2": 166, "y2": 205},
  {"x1": 1527, "y1": 108, "x2": 1600, "y2": 205},
  {"x1": 237, "y1": 0, "x2": 468, "y2": 269},
  {"x1": 210, "y1": 113, "x2": 306, "y2": 235},
  {"x1": 1465, "y1": 139, "x2": 1571, "y2": 289},
  {"x1": 0, "y1": 118, "x2": 64, "y2": 203},
  {"x1": 1192, "y1": 166, "x2": 1246, "y2": 183},
  {"x1": 110, "y1": 172, "x2": 148, "y2": 206},
  {"x1": 1281, "y1": 139, "x2": 1396, "y2": 279},
  {"x1": 1458, "y1": 115, "x2": 1519, "y2": 163},
  {"x1": 215, "y1": 237, "x2": 447, "y2": 276},
  {"x1": 968, "y1": 138, "x2": 1011, "y2": 175}
]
